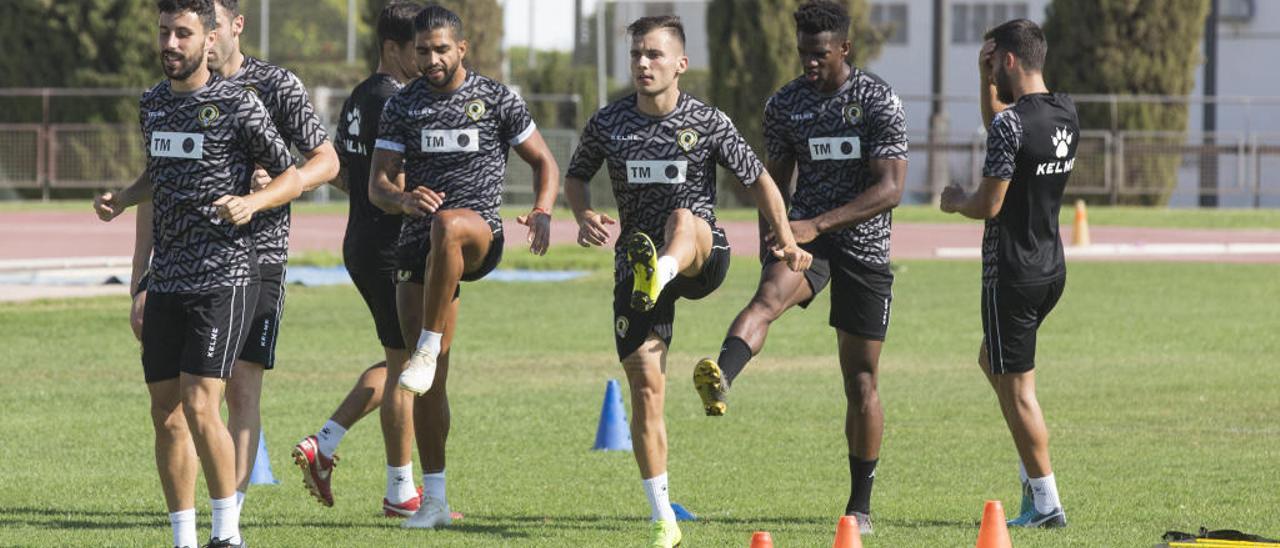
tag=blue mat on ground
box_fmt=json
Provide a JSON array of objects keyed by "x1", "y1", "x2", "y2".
[{"x1": 286, "y1": 266, "x2": 586, "y2": 287}]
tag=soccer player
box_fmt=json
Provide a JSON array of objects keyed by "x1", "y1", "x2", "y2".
[
  {"x1": 290, "y1": 1, "x2": 426, "y2": 517},
  {"x1": 564, "y1": 15, "x2": 811, "y2": 547},
  {"x1": 690, "y1": 0, "x2": 907, "y2": 533},
  {"x1": 939, "y1": 18, "x2": 1077, "y2": 528},
  {"x1": 93, "y1": 1, "x2": 302, "y2": 546},
  {"x1": 367, "y1": 5, "x2": 560, "y2": 529}
]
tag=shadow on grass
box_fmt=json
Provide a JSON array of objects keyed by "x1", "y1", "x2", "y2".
[{"x1": 0, "y1": 506, "x2": 161, "y2": 530}]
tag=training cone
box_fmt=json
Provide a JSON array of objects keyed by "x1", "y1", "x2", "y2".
[
  {"x1": 750, "y1": 531, "x2": 774, "y2": 548},
  {"x1": 248, "y1": 431, "x2": 279, "y2": 485},
  {"x1": 833, "y1": 515, "x2": 863, "y2": 548},
  {"x1": 976, "y1": 500, "x2": 1012, "y2": 548},
  {"x1": 1071, "y1": 199, "x2": 1090, "y2": 247},
  {"x1": 591, "y1": 379, "x2": 632, "y2": 451}
]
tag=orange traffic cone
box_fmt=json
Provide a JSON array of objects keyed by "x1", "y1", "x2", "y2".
[
  {"x1": 750, "y1": 531, "x2": 774, "y2": 548},
  {"x1": 1071, "y1": 199, "x2": 1090, "y2": 247},
  {"x1": 833, "y1": 515, "x2": 863, "y2": 548},
  {"x1": 976, "y1": 500, "x2": 1012, "y2": 548}
]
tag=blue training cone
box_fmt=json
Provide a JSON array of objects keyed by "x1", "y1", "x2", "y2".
[
  {"x1": 248, "y1": 430, "x2": 280, "y2": 485},
  {"x1": 671, "y1": 502, "x2": 697, "y2": 521},
  {"x1": 592, "y1": 379, "x2": 632, "y2": 451}
]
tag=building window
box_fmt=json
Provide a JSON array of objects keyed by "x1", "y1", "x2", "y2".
[
  {"x1": 872, "y1": 4, "x2": 909, "y2": 45},
  {"x1": 952, "y1": 2, "x2": 1029, "y2": 44}
]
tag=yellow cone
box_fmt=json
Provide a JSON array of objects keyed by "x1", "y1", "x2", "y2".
[{"x1": 1072, "y1": 199, "x2": 1091, "y2": 247}]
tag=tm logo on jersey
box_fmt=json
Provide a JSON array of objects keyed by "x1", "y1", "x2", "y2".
[
  {"x1": 626, "y1": 160, "x2": 687, "y2": 184},
  {"x1": 1036, "y1": 127, "x2": 1075, "y2": 175},
  {"x1": 421, "y1": 128, "x2": 480, "y2": 153}
]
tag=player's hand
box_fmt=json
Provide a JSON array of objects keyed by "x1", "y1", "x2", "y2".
[
  {"x1": 772, "y1": 242, "x2": 813, "y2": 272},
  {"x1": 130, "y1": 290, "x2": 147, "y2": 342},
  {"x1": 400, "y1": 186, "x2": 445, "y2": 217},
  {"x1": 979, "y1": 39, "x2": 996, "y2": 79},
  {"x1": 939, "y1": 184, "x2": 965, "y2": 213},
  {"x1": 94, "y1": 192, "x2": 124, "y2": 222},
  {"x1": 251, "y1": 166, "x2": 271, "y2": 192},
  {"x1": 213, "y1": 194, "x2": 254, "y2": 225},
  {"x1": 517, "y1": 208, "x2": 552, "y2": 256},
  {"x1": 789, "y1": 219, "x2": 819, "y2": 245},
  {"x1": 575, "y1": 210, "x2": 615, "y2": 247}
]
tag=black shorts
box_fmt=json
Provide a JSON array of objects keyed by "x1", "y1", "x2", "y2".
[
  {"x1": 763, "y1": 237, "x2": 894, "y2": 341},
  {"x1": 345, "y1": 221, "x2": 406, "y2": 350},
  {"x1": 981, "y1": 278, "x2": 1066, "y2": 374},
  {"x1": 396, "y1": 221, "x2": 504, "y2": 287},
  {"x1": 238, "y1": 262, "x2": 287, "y2": 368},
  {"x1": 613, "y1": 226, "x2": 731, "y2": 360},
  {"x1": 141, "y1": 284, "x2": 259, "y2": 383}
]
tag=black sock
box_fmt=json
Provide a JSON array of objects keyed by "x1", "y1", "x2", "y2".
[
  {"x1": 845, "y1": 455, "x2": 878, "y2": 515},
  {"x1": 716, "y1": 336, "x2": 752, "y2": 389}
]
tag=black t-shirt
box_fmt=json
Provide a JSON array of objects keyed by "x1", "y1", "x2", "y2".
[
  {"x1": 139, "y1": 77, "x2": 294, "y2": 293},
  {"x1": 337, "y1": 73, "x2": 403, "y2": 230},
  {"x1": 566, "y1": 93, "x2": 764, "y2": 279},
  {"x1": 981, "y1": 92, "x2": 1079, "y2": 286},
  {"x1": 763, "y1": 67, "x2": 908, "y2": 266}
]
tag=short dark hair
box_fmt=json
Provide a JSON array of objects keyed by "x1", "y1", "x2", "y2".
[
  {"x1": 212, "y1": 0, "x2": 238, "y2": 17},
  {"x1": 379, "y1": 1, "x2": 423, "y2": 46},
  {"x1": 414, "y1": 4, "x2": 464, "y2": 40},
  {"x1": 984, "y1": 18, "x2": 1046, "y2": 71},
  {"x1": 794, "y1": 0, "x2": 850, "y2": 38},
  {"x1": 627, "y1": 15, "x2": 686, "y2": 46},
  {"x1": 157, "y1": 0, "x2": 217, "y2": 31}
]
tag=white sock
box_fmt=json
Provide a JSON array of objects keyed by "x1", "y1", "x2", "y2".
[
  {"x1": 416, "y1": 330, "x2": 442, "y2": 355},
  {"x1": 1028, "y1": 473, "x2": 1062, "y2": 513},
  {"x1": 168, "y1": 508, "x2": 197, "y2": 548},
  {"x1": 642, "y1": 472, "x2": 676, "y2": 522},
  {"x1": 1018, "y1": 461, "x2": 1029, "y2": 485},
  {"x1": 316, "y1": 420, "x2": 346, "y2": 458},
  {"x1": 422, "y1": 470, "x2": 446, "y2": 505},
  {"x1": 210, "y1": 495, "x2": 240, "y2": 543},
  {"x1": 655, "y1": 256, "x2": 679, "y2": 290},
  {"x1": 234, "y1": 490, "x2": 245, "y2": 512},
  {"x1": 387, "y1": 463, "x2": 417, "y2": 504}
]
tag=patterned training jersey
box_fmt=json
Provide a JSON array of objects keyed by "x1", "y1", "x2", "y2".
[
  {"x1": 337, "y1": 72, "x2": 403, "y2": 228},
  {"x1": 375, "y1": 71, "x2": 536, "y2": 253},
  {"x1": 566, "y1": 93, "x2": 764, "y2": 279},
  {"x1": 230, "y1": 55, "x2": 330, "y2": 265},
  {"x1": 981, "y1": 93, "x2": 1079, "y2": 286},
  {"x1": 763, "y1": 67, "x2": 908, "y2": 265},
  {"x1": 139, "y1": 77, "x2": 294, "y2": 293}
]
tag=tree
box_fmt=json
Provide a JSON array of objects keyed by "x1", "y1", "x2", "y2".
[
  {"x1": 707, "y1": 0, "x2": 884, "y2": 204},
  {"x1": 1042, "y1": 0, "x2": 1209, "y2": 205},
  {"x1": 363, "y1": 0, "x2": 504, "y2": 79}
]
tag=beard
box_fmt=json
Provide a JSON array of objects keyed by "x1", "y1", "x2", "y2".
[
  {"x1": 423, "y1": 60, "x2": 459, "y2": 87},
  {"x1": 994, "y1": 66, "x2": 1015, "y2": 104},
  {"x1": 162, "y1": 48, "x2": 204, "y2": 81}
]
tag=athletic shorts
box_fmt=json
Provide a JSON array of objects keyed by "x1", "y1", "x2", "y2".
[
  {"x1": 613, "y1": 226, "x2": 731, "y2": 360},
  {"x1": 981, "y1": 278, "x2": 1066, "y2": 374},
  {"x1": 763, "y1": 236, "x2": 894, "y2": 341},
  {"x1": 141, "y1": 284, "x2": 259, "y2": 383},
  {"x1": 344, "y1": 220, "x2": 406, "y2": 350},
  {"x1": 237, "y1": 262, "x2": 287, "y2": 368},
  {"x1": 396, "y1": 219, "x2": 504, "y2": 287}
]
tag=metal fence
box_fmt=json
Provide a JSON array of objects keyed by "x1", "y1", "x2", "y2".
[{"x1": 3, "y1": 88, "x2": 1280, "y2": 207}]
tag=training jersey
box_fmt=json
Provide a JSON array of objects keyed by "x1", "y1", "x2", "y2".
[
  {"x1": 981, "y1": 92, "x2": 1079, "y2": 286},
  {"x1": 763, "y1": 67, "x2": 908, "y2": 266},
  {"x1": 139, "y1": 77, "x2": 294, "y2": 293},
  {"x1": 337, "y1": 73, "x2": 403, "y2": 229},
  {"x1": 567, "y1": 93, "x2": 764, "y2": 278},
  {"x1": 229, "y1": 55, "x2": 330, "y2": 265},
  {"x1": 375, "y1": 71, "x2": 535, "y2": 254}
]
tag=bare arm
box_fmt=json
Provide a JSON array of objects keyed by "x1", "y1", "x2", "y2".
[
  {"x1": 93, "y1": 170, "x2": 153, "y2": 222},
  {"x1": 940, "y1": 177, "x2": 1010, "y2": 220},
  {"x1": 791, "y1": 158, "x2": 906, "y2": 242},
  {"x1": 368, "y1": 148, "x2": 439, "y2": 217},
  {"x1": 565, "y1": 175, "x2": 615, "y2": 247},
  {"x1": 749, "y1": 172, "x2": 811, "y2": 271},
  {"x1": 330, "y1": 164, "x2": 349, "y2": 193},
  {"x1": 297, "y1": 141, "x2": 341, "y2": 192},
  {"x1": 214, "y1": 165, "x2": 304, "y2": 225},
  {"x1": 131, "y1": 200, "x2": 153, "y2": 295},
  {"x1": 511, "y1": 130, "x2": 561, "y2": 255}
]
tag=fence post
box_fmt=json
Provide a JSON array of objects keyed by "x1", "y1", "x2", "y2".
[
  {"x1": 1112, "y1": 132, "x2": 1124, "y2": 205},
  {"x1": 41, "y1": 89, "x2": 51, "y2": 202}
]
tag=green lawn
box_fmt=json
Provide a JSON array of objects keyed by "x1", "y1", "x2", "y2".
[{"x1": 2, "y1": 257, "x2": 1278, "y2": 546}]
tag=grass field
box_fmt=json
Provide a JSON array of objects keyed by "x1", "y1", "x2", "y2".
[{"x1": 2, "y1": 253, "x2": 1278, "y2": 546}]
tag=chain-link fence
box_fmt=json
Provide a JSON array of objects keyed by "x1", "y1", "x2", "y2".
[{"x1": 4, "y1": 88, "x2": 1280, "y2": 207}]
